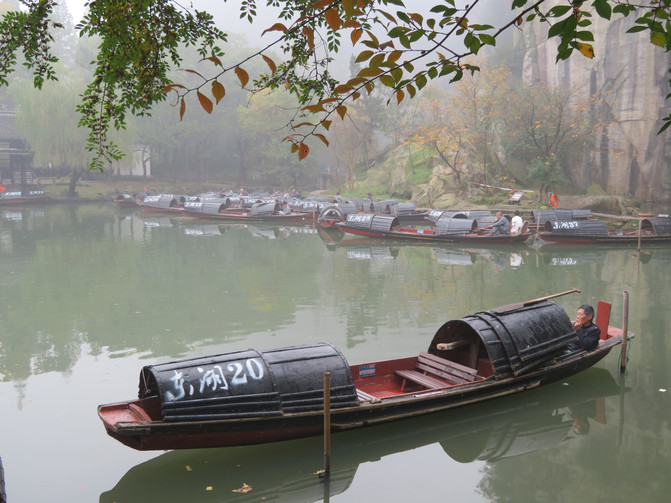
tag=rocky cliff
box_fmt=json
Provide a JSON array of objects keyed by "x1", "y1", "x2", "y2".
[{"x1": 520, "y1": 6, "x2": 671, "y2": 203}]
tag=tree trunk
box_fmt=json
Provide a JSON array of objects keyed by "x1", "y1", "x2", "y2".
[{"x1": 68, "y1": 169, "x2": 82, "y2": 197}]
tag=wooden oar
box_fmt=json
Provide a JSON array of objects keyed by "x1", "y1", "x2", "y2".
[{"x1": 490, "y1": 288, "x2": 581, "y2": 314}]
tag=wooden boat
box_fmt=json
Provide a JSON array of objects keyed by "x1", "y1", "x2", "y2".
[
  {"x1": 113, "y1": 193, "x2": 139, "y2": 208},
  {"x1": 318, "y1": 200, "x2": 429, "y2": 228},
  {"x1": 0, "y1": 190, "x2": 51, "y2": 205},
  {"x1": 98, "y1": 290, "x2": 627, "y2": 451},
  {"x1": 100, "y1": 367, "x2": 620, "y2": 502},
  {"x1": 335, "y1": 213, "x2": 531, "y2": 243},
  {"x1": 182, "y1": 200, "x2": 310, "y2": 222},
  {"x1": 138, "y1": 194, "x2": 193, "y2": 215},
  {"x1": 539, "y1": 216, "x2": 671, "y2": 244}
]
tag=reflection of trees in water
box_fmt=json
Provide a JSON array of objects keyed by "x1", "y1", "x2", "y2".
[{"x1": 0, "y1": 208, "x2": 323, "y2": 380}]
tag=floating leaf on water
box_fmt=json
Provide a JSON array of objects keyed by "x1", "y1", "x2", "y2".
[
  {"x1": 232, "y1": 483, "x2": 253, "y2": 493},
  {"x1": 659, "y1": 389, "x2": 668, "y2": 392},
  {"x1": 185, "y1": 465, "x2": 192, "y2": 471}
]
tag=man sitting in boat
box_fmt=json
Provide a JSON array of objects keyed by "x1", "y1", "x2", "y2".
[
  {"x1": 567, "y1": 305, "x2": 601, "y2": 352},
  {"x1": 510, "y1": 210, "x2": 524, "y2": 234},
  {"x1": 487, "y1": 211, "x2": 510, "y2": 235}
]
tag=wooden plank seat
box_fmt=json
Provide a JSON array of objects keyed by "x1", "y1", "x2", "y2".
[
  {"x1": 356, "y1": 389, "x2": 379, "y2": 403},
  {"x1": 396, "y1": 352, "x2": 479, "y2": 391}
]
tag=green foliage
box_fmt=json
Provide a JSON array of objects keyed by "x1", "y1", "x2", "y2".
[
  {"x1": 586, "y1": 183, "x2": 607, "y2": 196},
  {"x1": 4, "y1": 0, "x2": 671, "y2": 169}
]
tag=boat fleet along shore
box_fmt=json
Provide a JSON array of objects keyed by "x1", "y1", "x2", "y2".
[{"x1": 117, "y1": 189, "x2": 671, "y2": 247}]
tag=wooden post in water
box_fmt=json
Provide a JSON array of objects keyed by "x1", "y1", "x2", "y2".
[
  {"x1": 637, "y1": 218, "x2": 642, "y2": 252},
  {"x1": 323, "y1": 371, "x2": 331, "y2": 476},
  {"x1": 620, "y1": 291, "x2": 629, "y2": 373}
]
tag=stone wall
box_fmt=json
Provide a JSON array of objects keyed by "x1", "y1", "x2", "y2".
[{"x1": 520, "y1": 5, "x2": 671, "y2": 202}]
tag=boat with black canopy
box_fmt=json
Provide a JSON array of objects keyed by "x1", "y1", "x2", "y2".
[
  {"x1": 97, "y1": 289, "x2": 628, "y2": 451},
  {"x1": 335, "y1": 213, "x2": 531, "y2": 244},
  {"x1": 182, "y1": 200, "x2": 309, "y2": 223},
  {"x1": 538, "y1": 216, "x2": 671, "y2": 244}
]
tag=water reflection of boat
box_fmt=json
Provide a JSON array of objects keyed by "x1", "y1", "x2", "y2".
[
  {"x1": 538, "y1": 245, "x2": 671, "y2": 266},
  {"x1": 346, "y1": 246, "x2": 398, "y2": 260},
  {"x1": 183, "y1": 224, "x2": 224, "y2": 236},
  {"x1": 142, "y1": 218, "x2": 175, "y2": 228},
  {"x1": 100, "y1": 368, "x2": 621, "y2": 503}
]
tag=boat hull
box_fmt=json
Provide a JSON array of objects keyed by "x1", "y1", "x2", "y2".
[
  {"x1": 182, "y1": 209, "x2": 310, "y2": 223},
  {"x1": 337, "y1": 223, "x2": 531, "y2": 244}
]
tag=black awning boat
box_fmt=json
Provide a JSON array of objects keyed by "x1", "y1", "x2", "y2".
[
  {"x1": 539, "y1": 216, "x2": 671, "y2": 244},
  {"x1": 335, "y1": 213, "x2": 531, "y2": 244},
  {"x1": 98, "y1": 291, "x2": 628, "y2": 451}
]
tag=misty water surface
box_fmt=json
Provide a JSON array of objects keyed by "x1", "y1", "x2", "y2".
[{"x1": 0, "y1": 204, "x2": 669, "y2": 502}]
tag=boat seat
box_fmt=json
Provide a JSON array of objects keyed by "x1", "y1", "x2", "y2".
[
  {"x1": 396, "y1": 352, "x2": 478, "y2": 391},
  {"x1": 356, "y1": 389, "x2": 379, "y2": 403}
]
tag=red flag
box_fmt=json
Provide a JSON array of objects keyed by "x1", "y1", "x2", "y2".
[{"x1": 0, "y1": 184, "x2": 6, "y2": 193}]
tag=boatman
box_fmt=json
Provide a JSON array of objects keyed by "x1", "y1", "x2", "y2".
[
  {"x1": 487, "y1": 211, "x2": 510, "y2": 235},
  {"x1": 510, "y1": 209, "x2": 524, "y2": 234},
  {"x1": 567, "y1": 305, "x2": 601, "y2": 352}
]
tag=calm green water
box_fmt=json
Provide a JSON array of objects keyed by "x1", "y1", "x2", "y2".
[{"x1": 0, "y1": 204, "x2": 668, "y2": 502}]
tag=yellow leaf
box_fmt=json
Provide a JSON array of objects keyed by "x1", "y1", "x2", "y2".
[
  {"x1": 291, "y1": 143, "x2": 300, "y2": 153},
  {"x1": 179, "y1": 98, "x2": 186, "y2": 120},
  {"x1": 336, "y1": 105, "x2": 347, "y2": 119},
  {"x1": 211, "y1": 81, "x2": 225, "y2": 103},
  {"x1": 324, "y1": 8, "x2": 341, "y2": 31},
  {"x1": 200, "y1": 56, "x2": 223, "y2": 67},
  {"x1": 302, "y1": 26, "x2": 315, "y2": 51},
  {"x1": 197, "y1": 91, "x2": 213, "y2": 114},
  {"x1": 235, "y1": 67, "x2": 249, "y2": 88},
  {"x1": 298, "y1": 142, "x2": 310, "y2": 160},
  {"x1": 302, "y1": 104, "x2": 326, "y2": 113},
  {"x1": 651, "y1": 31, "x2": 666, "y2": 48},
  {"x1": 396, "y1": 89, "x2": 405, "y2": 104},
  {"x1": 321, "y1": 119, "x2": 332, "y2": 130},
  {"x1": 262, "y1": 55, "x2": 277, "y2": 75},
  {"x1": 262, "y1": 23, "x2": 288, "y2": 36},
  {"x1": 181, "y1": 68, "x2": 205, "y2": 79},
  {"x1": 163, "y1": 83, "x2": 186, "y2": 93},
  {"x1": 334, "y1": 84, "x2": 353, "y2": 94},
  {"x1": 577, "y1": 42, "x2": 594, "y2": 59},
  {"x1": 351, "y1": 28, "x2": 362, "y2": 45},
  {"x1": 185, "y1": 465, "x2": 192, "y2": 471},
  {"x1": 314, "y1": 133, "x2": 329, "y2": 146},
  {"x1": 342, "y1": 0, "x2": 355, "y2": 16}
]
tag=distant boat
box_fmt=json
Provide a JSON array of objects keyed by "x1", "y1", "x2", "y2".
[
  {"x1": 336, "y1": 213, "x2": 531, "y2": 244},
  {"x1": 182, "y1": 200, "x2": 310, "y2": 223},
  {"x1": 98, "y1": 290, "x2": 627, "y2": 451},
  {"x1": 539, "y1": 216, "x2": 671, "y2": 244},
  {"x1": 138, "y1": 194, "x2": 193, "y2": 214},
  {"x1": 0, "y1": 190, "x2": 50, "y2": 205},
  {"x1": 113, "y1": 194, "x2": 139, "y2": 208}
]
